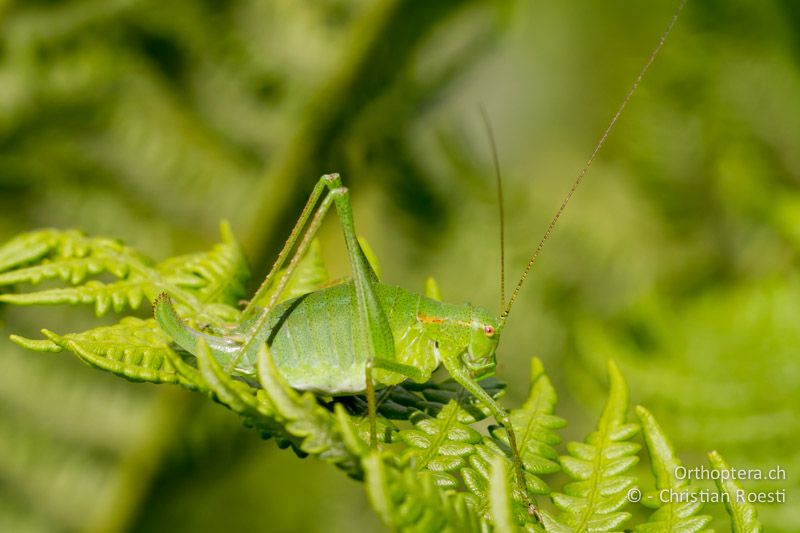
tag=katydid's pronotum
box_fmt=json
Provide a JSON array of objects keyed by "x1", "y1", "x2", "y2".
[{"x1": 154, "y1": 1, "x2": 686, "y2": 521}]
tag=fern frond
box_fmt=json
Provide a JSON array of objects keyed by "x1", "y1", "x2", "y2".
[
  {"x1": 487, "y1": 457, "x2": 571, "y2": 533},
  {"x1": 462, "y1": 439, "x2": 551, "y2": 527},
  {"x1": 399, "y1": 400, "x2": 483, "y2": 488},
  {"x1": 0, "y1": 231, "x2": 58, "y2": 273},
  {"x1": 168, "y1": 338, "x2": 360, "y2": 471},
  {"x1": 634, "y1": 406, "x2": 712, "y2": 532},
  {"x1": 0, "y1": 256, "x2": 118, "y2": 286},
  {"x1": 0, "y1": 231, "x2": 139, "y2": 287},
  {"x1": 489, "y1": 455, "x2": 518, "y2": 532},
  {"x1": 10, "y1": 317, "x2": 215, "y2": 393},
  {"x1": 0, "y1": 229, "x2": 98, "y2": 273},
  {"x1": 455, "y1": 358, "x2": 564, "y2": 526},
  {"x1": 491, "y1": 357, "x2": 565, "y2": 492},
  {"x1": 157, "y1": 221, "x2": 249, "y2": 306},
  {"x1": 0, "y1": 279, "x2": 153, "y2": 316},
  {"x1": 553, "y1": 360, "x2": 640, "y2": 532},
  {"x1": 386, "y1": 370, "x2": 553, "y2": 523},
  {"x1": 193, "y1": 338, "x2": 280, "y2": 428},
  {"x1": 708, "y1": 450, "x2": 763, "y2": 533},
  {"x1": 0, "y1": 223, "x2": 246, "y2": 319},
  {"x1": 8, "y1": 334, "x2": 61, "y2": 352},
  {"x1": 572, "y1": 281, "x2": 800, "y2": 450},
  {"x1": 334, "y1": 377, "x2": 505, "y2": 452},
  {"x1": 254, "y1": 343, "x2": 354, "y2": 468},
  {"x1": 0, "y1": 229, "x2": 154, "y2": 316},
  {"x1": 391, "y1": 377, "x2": 505, "y2": 419},
  {"x1": 363, "y1": 451, "x2": 485, "y2": 533},
  {"x1": 17, "y1": 318, "x2": 190, "y2": 386}
]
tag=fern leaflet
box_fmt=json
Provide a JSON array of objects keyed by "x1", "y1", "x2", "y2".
[
  {"x1": 553, "y1": 360, "x2": 640, "y2": 531},
  {"x1": 708, "y1": 450, "x2": 763, "y2": 532},
  {"x1": 634, "y1": 405, "x2": 712, "y2": 532}
]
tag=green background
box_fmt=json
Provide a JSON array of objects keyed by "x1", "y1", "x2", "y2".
[{"x1": 0, "y1": 0, "x2": 798, "y2": 531}]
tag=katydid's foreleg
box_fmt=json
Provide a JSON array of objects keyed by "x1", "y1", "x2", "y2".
[
  {"x1": 361, "y1": 359, "x2": 430, "y2": 444},
  {"x1": 443, "y1": 356, "x2": 541, "y2": 522},
  {"x1": 366, "y1": 358, "x2": 433, "y2": 444},
  {"x1": 372, "y1": 358, "x2": 429, "y2": 381}
]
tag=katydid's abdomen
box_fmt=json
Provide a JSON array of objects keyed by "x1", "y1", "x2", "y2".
[
  {"x1": 155, "y1": 282, "x2": 471, "y2": 394},
  {"x1": 268, "y1": 283, "x2": 446, "y2": 393}
]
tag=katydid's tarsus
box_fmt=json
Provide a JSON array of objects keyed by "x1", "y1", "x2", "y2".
[{"x1": 154, "y1": 1, "x2": 686, "y2": 522}]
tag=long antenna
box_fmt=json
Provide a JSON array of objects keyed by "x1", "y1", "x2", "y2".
[
  {"x1": 500, "y1": 0, "x2": 687, "y2": 324},
  {"x1": 479, "y1": 105, "x2": 506, "y2": 313}
]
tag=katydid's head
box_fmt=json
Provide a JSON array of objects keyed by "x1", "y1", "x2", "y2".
[{"x1": 464, "y1": 306, "x2": 500, "y2": 380}]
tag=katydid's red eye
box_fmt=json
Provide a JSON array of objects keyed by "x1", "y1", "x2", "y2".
[{"x1": 484, "y1": 325, "x2": 495, "y2": 337}]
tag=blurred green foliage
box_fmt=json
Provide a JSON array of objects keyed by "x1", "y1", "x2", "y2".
[{"x1": 0, "y1": 0, "x2": 798, "y2": 531}]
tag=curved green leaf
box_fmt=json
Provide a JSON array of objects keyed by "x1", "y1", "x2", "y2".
[
  {"x1": 489, "y1": 455, "x2": 520, "y2": 533},
  {"x1": 708, "y1": 450, "x2": 763, "y2": 533},
  {"x1": 634, "y1": 406, "x2": 712, "y2": 532}
]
